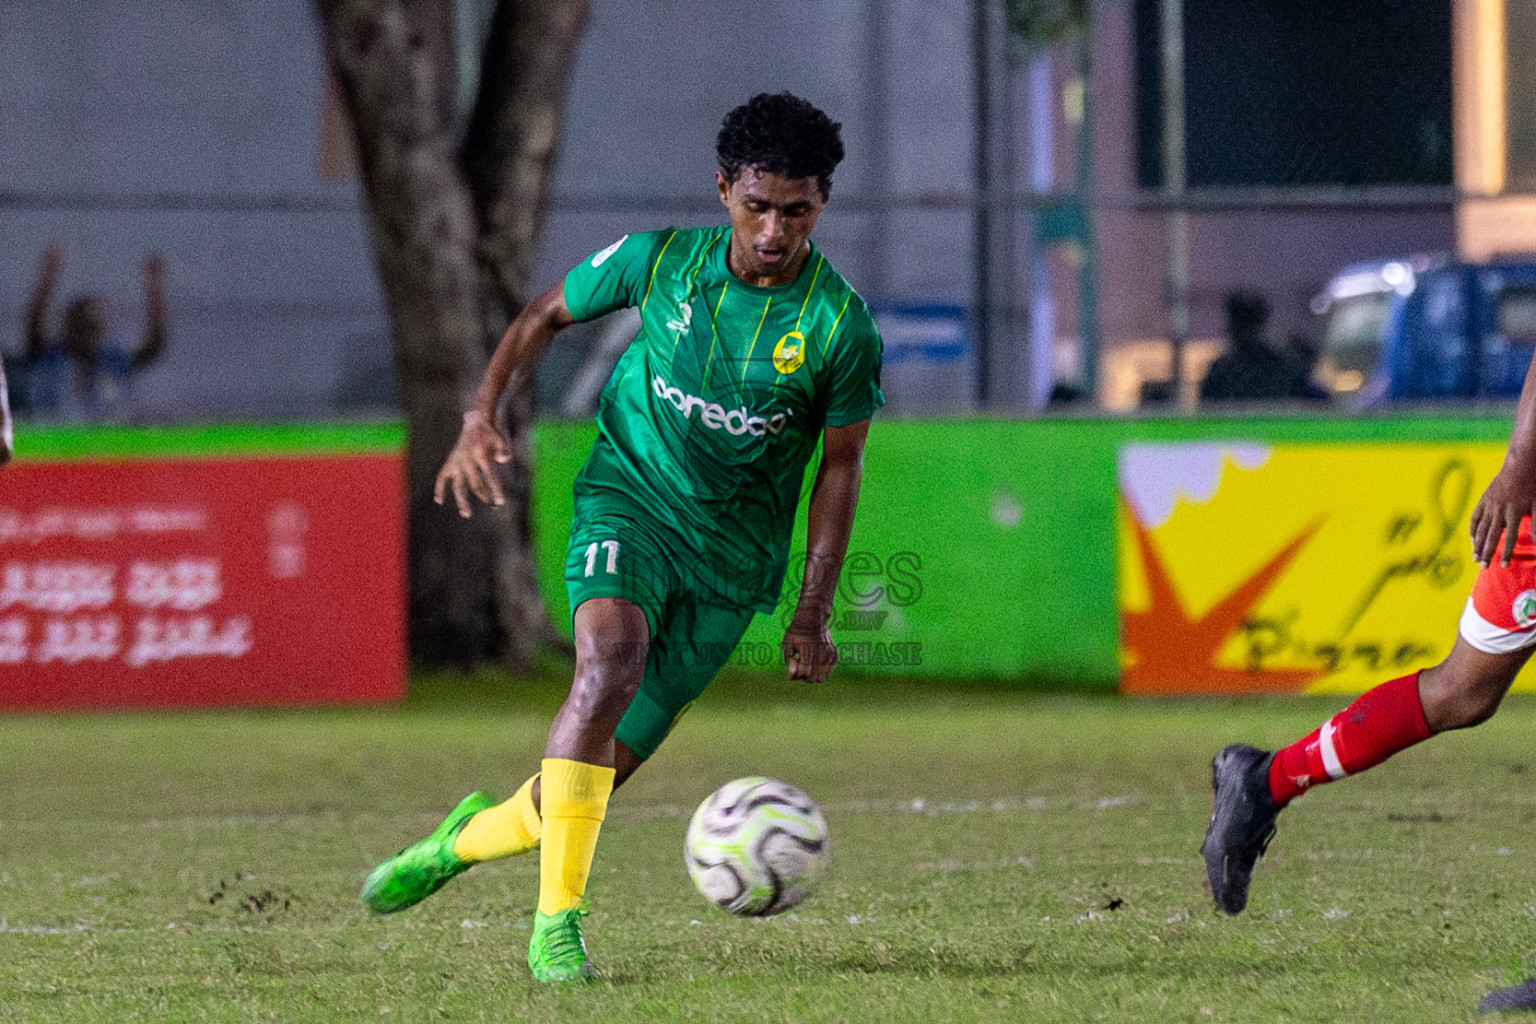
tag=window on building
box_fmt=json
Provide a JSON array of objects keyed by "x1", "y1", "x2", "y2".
[{"x1": 1135, "y1": 0, "x2": 1453, "y2": 188}]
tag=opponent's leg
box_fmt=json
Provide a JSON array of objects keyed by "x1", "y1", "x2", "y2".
[
  {"x1": 1203, "y1": 639, "x2": 1530, "y2": 914},
  {"x1": 1265, "y1": 670, "x2": 1433, "y2": 806},
  {"x1": 1418, "y1": 638, "x2": 1533, "y2": 732},
  {"x1": 529, "y1": 597, "x2": 647, "y2": 983},
  {"x1": 1201, "y1": 671, "x2": 1430, "y2": 915}
]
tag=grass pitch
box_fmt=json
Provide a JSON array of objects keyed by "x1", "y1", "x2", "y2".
[{"x1": 4, "y1": 671, "x2": 1536, "y2": 1022}]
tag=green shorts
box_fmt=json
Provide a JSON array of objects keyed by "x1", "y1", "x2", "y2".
[{"x1": 564, "y1": 511, "x2": 756, "y2": 760}]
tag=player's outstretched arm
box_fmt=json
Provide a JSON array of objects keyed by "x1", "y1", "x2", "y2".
[
  {"x1": 434, "y1": 281, "x2": 576, "y2": 518},
  {"x1": 1472, "y1": 350, "x2": 1536, "y2": 567},
  {"x1": 782, "y1": 419, "x2": 871, "y2": 683}
]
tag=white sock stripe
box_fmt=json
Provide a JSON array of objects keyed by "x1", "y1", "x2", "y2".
[{"x1": 1318, "y1": 720, "x2": 1347, "y2": 780}]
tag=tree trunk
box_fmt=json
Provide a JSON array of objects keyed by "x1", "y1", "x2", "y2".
[
  {"x1": 463, "y1": 0, "x2": 590, "y2": 668},
  {"x1": 314, "y1": 0, "x2": 586, "y2": 670}
]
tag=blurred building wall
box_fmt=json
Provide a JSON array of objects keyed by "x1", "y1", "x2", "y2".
[
  {"x1": 0, "y1": 0, "x2": 1465, "y2": 420},
  {"x1": 1091, "y1": 0, "x2": 1456, "y2": 408},
  {"x1": 0, "y1": 4, "x2": 387, "y2": 420}
]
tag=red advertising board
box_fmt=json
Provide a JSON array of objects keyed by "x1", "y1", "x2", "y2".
[{"x1": 0, "y1": 453, "x2": 406, "y2": 709}]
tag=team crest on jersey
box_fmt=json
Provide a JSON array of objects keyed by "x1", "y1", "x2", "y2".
[
  {"x1": 1513, "y1": 590, "x2": 1536, "y2": 628},
  {"x1": 772, "y1": 331, "x2": 807, "y2": 374}
]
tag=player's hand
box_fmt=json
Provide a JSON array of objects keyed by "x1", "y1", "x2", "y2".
[
  {"x1": 1470, "y1": 460, "x2": 1536, "y2": 568},
  {"x1": 433, "y1": 410, "x2": 511, "y2": 518},
  {"x1": 782, "y1": 614, "x2": 838, "y2": 684}
]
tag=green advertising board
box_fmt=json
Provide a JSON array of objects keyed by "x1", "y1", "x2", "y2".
[{"x1": 532, "y1": 413, "x2": 1518, "y2": 690}]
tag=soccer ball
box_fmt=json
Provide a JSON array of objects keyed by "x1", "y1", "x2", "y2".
[{"x1": 684, "y1": 776, "x2": 830, "y2": 916}]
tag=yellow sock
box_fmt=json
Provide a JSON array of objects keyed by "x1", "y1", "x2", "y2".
[
  {"x1": 453, "y1": 774, "x2": 542, "y2": 863},
  {"x1": 536, "y1": 758, "x2": 615, "y2": 916}
]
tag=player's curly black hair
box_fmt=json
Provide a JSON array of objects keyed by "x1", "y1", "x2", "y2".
[{"x1": 716, "y1": 92, "x2": 845, "y2": 197}]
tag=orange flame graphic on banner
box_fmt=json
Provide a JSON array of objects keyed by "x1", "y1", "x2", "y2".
[{"x1": 1120, "y1": 497, "x2": 1327, "y2": 694}]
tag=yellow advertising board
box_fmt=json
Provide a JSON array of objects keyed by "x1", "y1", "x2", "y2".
[{"x1": 1118, "y1": 441, "x2": 1525, "y2": 695}]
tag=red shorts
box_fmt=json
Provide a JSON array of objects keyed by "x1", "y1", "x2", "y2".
[{"x1": 1461, "y1": 518, "x2": 1536, "y2": 653}]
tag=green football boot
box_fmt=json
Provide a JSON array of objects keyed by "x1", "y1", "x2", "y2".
[
  {"x1": 360, "y1": 791, "x2": 498, "y2": 914},
  {"x1": 528, "y1": 905, "x2": 598, "y2": 983}
]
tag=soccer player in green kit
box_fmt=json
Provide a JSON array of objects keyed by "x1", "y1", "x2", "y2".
[{"x1": 360, "y1": 92, "x2": 884, "y2": 983}]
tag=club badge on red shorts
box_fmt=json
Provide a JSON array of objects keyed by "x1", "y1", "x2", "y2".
[{"x1": 1513, "y1": 590, "x2": 1536, "y2": 628}]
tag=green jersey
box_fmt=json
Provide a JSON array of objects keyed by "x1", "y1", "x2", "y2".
[{"x1": 562, "y1": 226, "x2": 885, "y2": 612}]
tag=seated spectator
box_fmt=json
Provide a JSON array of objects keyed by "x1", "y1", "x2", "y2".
[
  {"x1": 1200, "y1": 290, "x2": 1305, "y2": 404},
  {"x1": 1282, "y1": 330, "x2": 1332, "y2": 403},
  {"x1": 16, "y1": 243, "x2": 168, "y2": 421}
]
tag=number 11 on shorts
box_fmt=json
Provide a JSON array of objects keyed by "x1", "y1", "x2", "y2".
[{"x1": 584, "y1": 540, "x2": 619, "y2": 577}]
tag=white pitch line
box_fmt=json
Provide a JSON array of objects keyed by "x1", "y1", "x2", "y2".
[{"x1": 0, "y1": 794, "x2": 1144, "y2": 832}]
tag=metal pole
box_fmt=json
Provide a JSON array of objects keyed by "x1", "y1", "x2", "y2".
[
  {"x1": 1027, "y1": 49, "x2": 1057, "y2": 410},
  {"x1": 972, "y1": 0, "x2": 993, "y2": 408},
  {"x1": 1160, "y1": 0, "x2": 1189, "y2": 406},
  {"x1": 864, "y1": 0, "x2": 892, "y2": 300},
  {"x1": 1076, "y1": 18, "x2": 1099, "y2": 403}
]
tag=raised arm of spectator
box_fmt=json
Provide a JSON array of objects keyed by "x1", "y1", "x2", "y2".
[
  {"x1": 24, "y1": 244, "x2": 62, "y2": 363},
  {"x1": 0, "y1": 353, "x2": 14, "y2": 466},
  {"x1": 132, "y1": 254, "x2": 168, "y2": 370}
]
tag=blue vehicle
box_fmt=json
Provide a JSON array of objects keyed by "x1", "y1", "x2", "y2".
[{"x1": 1311, "y1": 255, "x2": 1536, "y2": 406}]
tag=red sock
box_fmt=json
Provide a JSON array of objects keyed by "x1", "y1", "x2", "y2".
[{"x1": 1267, "y1": 672, "x2": 1432, "y2": 807}]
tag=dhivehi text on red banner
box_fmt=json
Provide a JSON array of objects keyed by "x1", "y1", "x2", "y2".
[{"x1": 0, "y1": 454, "x2": 405, "y2": 709}]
